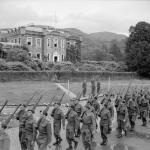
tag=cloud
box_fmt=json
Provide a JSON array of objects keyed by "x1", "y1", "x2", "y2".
[{"x1": 0, "y1": 0, "x2": 150, "y2": 35}]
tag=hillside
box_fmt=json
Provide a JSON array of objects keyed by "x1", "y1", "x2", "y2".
[
  {"x1": 62, "y1": 28, "x2": 127, "y2": 61},
  {"x1": 88, "y1": 32, "x2": 127, "y2": 41}
]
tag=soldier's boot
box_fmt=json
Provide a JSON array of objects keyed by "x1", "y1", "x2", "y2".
[
  {"x1": 124, "y1": 130, "x2": 127, "y2": 136},
  {"x1": 117, "y1": 133, "x2": 122, "y2": 138},
  {"x1": 100, "y1": 140, "x2": 107, "y2": 146},
  {"x1": 57, "y1": 137, "x2": 62, "y2": 145},
  {"x1": 107, "y1": 126, "x2": 112, "y2": 134},
  {"x1": 53, "y1": 138, "x2": 59, "y2": 145}
]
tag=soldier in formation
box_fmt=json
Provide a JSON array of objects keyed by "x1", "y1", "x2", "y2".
[
  {"x1": 2, "y1": 83, "x2": 150, "y2": 150},
  {"x1": 51, "y1": 101, "x2": 65, "y2": 146},
  {"x1": 82, "y1": 79, "x2": 87, "y2": 97}
]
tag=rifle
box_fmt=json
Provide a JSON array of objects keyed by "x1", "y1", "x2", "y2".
[
  {"x1": 76, "y1": 90, "x2": 83, "y2": 101},
  {"x1": 44, "y1": 94, "x2": 57, "y2": 113},
  {"x1": 5, "y1": 104, "x2": 21, "y2": 126},
  {"x1": 25, "y1": 91, "x2": 39, "y2": 106},
  {"x1": 123, "y1": 80, "x2": 132, "y2": 100},
  {"x1": 59, "y1": 93, "x2": 65, "y2": 104},
  {"x1": 32, "y1": 94, "x2": 43, "y2": 111},
  {"x1": 0, "y1": 100, "x2": 8, "y2": 114}
]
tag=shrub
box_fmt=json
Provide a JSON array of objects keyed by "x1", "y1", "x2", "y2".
[
  {"x1": 7, "y1": 62, "x2": 33, "y2": 71},
  {"x1": 78, "y1": 64, "x2": 97, "y2": 71},
  {"x1": 0, "y1": 60, "x2": 10, "y2": 71},
  {"x1": 24, "y1": 60, "x2": 40, "y2": 71}
]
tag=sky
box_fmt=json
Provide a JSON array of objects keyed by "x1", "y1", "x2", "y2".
[{"x1": 0, "y1": 0, "x2": 150, "y2": 35}]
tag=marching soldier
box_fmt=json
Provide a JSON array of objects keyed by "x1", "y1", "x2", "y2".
[
  {"x1": 36, "y1": 110, "x2": 52, "y2": 150},
  {"x1": 72, "y1": 98, "x2": 84, "y2": 137},
  {"x1": 51, "y1": 101, "x2": 65, "y2": 145},
  {"x1": 91, "y1": 78, "x2": 96, "y2": 96},
  {"x1": 24, "y1": 108, "x2": 37, "y2": 150},
  {"x1": 106, "y1": 99, "x2": 114, "y2": 134},
  {"x1": 16, "y1": 104, "x2": 28, "y2": 150},
  {"x1": 65, "y1": 104, "x2": 78, "y2": 150},
  {"x1": 0, "y1": 122, "x2": 10, "y2": 150},
  {"x1": 117, "y1": 100, "x2": 128, "y2": 138},
  {"x1": 127, "y1": 97, "x2": 139, "y2": 131},
  {"x1": 81, "y1": 104, "x2": 96, "y2": 150},
  {"x1": 82, "y1": 79, "x2": 87, "y2": 97},
  {"x1": 140, "y1": 95, "x2": 149, "y2": 126},
  {"x1": 98, "y1": 103, "x2": 111, "y2": 145}
]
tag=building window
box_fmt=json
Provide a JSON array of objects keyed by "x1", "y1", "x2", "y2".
[
  {"x1": 18, "y1": 37, "x2": 21, "y2": 44},
  {"x1": 14, "y1": 38, "x2": 17, "y2": 43},
  {"x1": 27, "y1": 37, "x2": 32, "y2": 46},
  {"x1": 36, "y1": 38, "x2": 42, "y2": 47},
  {"x1": 37, "y1": 53, "x2": 41, "y2": 59},
  {"x1": 61, "y1": 39, "x2": 65, "y2": 49},
  {"x1": 48, "y1": 53, "x2": 50, "y2": 61},
  {"x1": 47, "y1": 38, "x2": 51, "y2": 47},
  {"x1": 53, "y1": 38, "x2": 58, "y2": 48}
]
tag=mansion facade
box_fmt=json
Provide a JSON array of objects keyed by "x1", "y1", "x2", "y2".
[{"x1": 0, "y1": 25, "x2": 81, "y2": 62}]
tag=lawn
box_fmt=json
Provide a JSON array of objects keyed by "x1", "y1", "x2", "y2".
[{"x1": 1, "y1": 79, "x2": 150, "y2": 106}]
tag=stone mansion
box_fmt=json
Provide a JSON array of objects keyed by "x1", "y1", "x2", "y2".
[{"x1": 0, "y1": 24, "x2": 81, "y2": 62}]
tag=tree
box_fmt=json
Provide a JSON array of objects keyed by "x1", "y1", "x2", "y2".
[
  {"x1": 109, "y1": 43, "x2": 124, "y2": 61},
  {"x1": 125, "y1": 21, "x2": 150, "y2": 76}
]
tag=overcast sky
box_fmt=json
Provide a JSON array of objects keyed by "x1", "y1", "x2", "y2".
[{"x1": 0, "y1": 0, "x2": 150, "y2": 35}]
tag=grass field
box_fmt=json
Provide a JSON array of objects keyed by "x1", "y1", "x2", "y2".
[{"x1": 1, "y1": 79, "x2": 150, "y2": 106}]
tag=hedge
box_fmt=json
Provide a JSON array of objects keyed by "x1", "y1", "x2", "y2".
[{"x1": 0, "y1": 71, "x2": 137, "y2": 82}]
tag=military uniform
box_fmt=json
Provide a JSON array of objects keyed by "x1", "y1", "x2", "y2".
[
  {"x1": 81, "y1": 105, "x2": 96, "y2": 150},
  {"x1": 127, "y1": 99, "x2": 138, "y2": 131},
  {"x1": 36, "y1": 117, "x2": 52, "y2": 150},
  {"x1": 140, "y1": 97, "x2": 149, "y2": 126},
  {"x1": 74, "y1": 102, "x2": 83, "y2": 137},
  {"x1": 117, "y1": 101, "x2": 128, "y2": 138},
  {"x1": 65, "y1": 107, "x2": 78, "y2": 150},
  {"x1": 82, "y1": 80, "x2": 87, "y2": 97},
  {"x1": 98, "y1": 105, "x2": 111, "y2": 145},
  {"x1": 24, "y1": 114, "x2": 37, "y2": 150},
  {"x1": 0, "y1": 127, "x2": 10, "y2": 150},
  {"x1": 51, "y1": 106, "x2": 65, "y2": 145},
  {"x1": 16, "y1": 108, "x2": 28, "y2": 150}
]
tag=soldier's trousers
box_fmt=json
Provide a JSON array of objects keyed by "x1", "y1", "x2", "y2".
[
  {"x1": 129, "y1": 115, "x2": 136, "y2": 129},
  {"x1": 38, "y1": 143, "x2": 47, "y2": 150},
  {"x1": 117, "y1": 119, "x2": 126, "y2": 135},
  {"x1": 100, "y1": 124, "x2": 108, "y2": 142},
  {"x1": 141, "y1": 111, "x2": 147, "y2": 125},
  {"x1": 66, "y1": 128, "x2": 77, "y2": 147},
  {"x1": 81, "y1": 129, "x2": 92, "y2": 150},
  {"x1": 19, "y1": 128, "x2": 26, "y2": 150},
  {"x1": 53, "y1": 122, "x2": 61, "y2": 141}
]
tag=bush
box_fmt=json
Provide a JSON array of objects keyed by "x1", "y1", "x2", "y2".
[
  {"x1": 34, "y1": 60, "x2": 47, "y2": 70},
  {"x1": 7, "y1": 62, "x2": 33, "y2": 71},
  {"x1": 44, "y1": 61, "x2": 54, "y2": 70},
  {"x1": 6, "y1": 48, "x2": 31, "y2": 62},
  {"x1": 0, "y1": 60, "x2": 10, "y2": 71},
  {"x1": 24, "y1": 60, "x2": 40, "y2": 71},
  {"x1": 78, "y1": 64, "x2": 97, "y2": 71}
]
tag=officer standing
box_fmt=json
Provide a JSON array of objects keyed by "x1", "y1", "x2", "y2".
[
  {"x1": 81, "y1": 104, "x2": 96, "y2": 150},
  {"x1": 65, "y1": 104, "x2": 78, "y2": 150},
  {"x1": 51, "y1": 101, "x2": 65, "y2": 145},
  {"x1": 117, "y1": 100, "x2": 128, "y2": 138},
  {"x1": 16, "y1": 104, "x2": 28, "y2": 150},
  {"x1": 91, "y1": 78, "x2": 96, "y2": 96},
  {"x1": 24, "y1": 108, "x2": 37, "y2": 150},
  {"x1": 98, "y1": 103, "x2": 111, "y2": 145},
  {"x1": 36, "y1": 110, "x2": 52, "y2": 150},
  {"x1": 96, "y1": 79, "x2": 101, "y2": 95},
  {"x1": 82, "y1": 79, "x2": 87, "y2": 97}
]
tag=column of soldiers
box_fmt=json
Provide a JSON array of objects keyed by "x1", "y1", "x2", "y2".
[{"x1": 1, "y1": 84, "x2": 150, "y2": 150}]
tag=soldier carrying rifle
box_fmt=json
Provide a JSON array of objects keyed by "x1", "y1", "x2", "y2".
[{"x1": 51, "y1": 93, "x2": 65, "y2": 146}]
